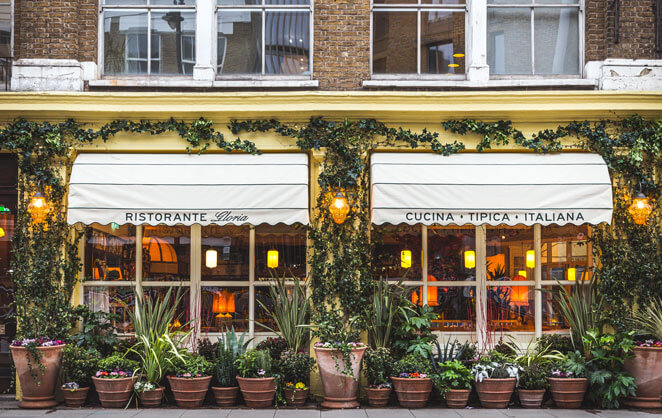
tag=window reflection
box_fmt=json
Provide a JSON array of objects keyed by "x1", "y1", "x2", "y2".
[
  {"x1": 201, "y1": 286, "x2": 249, "y2": 332},
  {"x1": 487, "y1": 284, "x2": 534, "y2": 332},
  {"x1": 85, "y1": 223, "x2": 137, "y2": 281},
  {"x1": 142, "y1": 225, "x2": 190, "y2": 281},
  {"x1": 255, "y1": 224, "x2": 306, "y2": 279},
  {"x1": 84, "y1": 286, "x2": 136, "y2": 334},
  {"x1": 202, "y1": 225, "x2": 249, "y2": 281},
  {"x1": 542, "y1": 224, "x2": 589, "y2": 282},
  {"x1": 372, "y1": 224, "x2": 422, "y2": 280}
]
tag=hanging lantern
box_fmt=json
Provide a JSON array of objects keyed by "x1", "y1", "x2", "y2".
[
  {"x1": 464, "y1": 250, "x2": 476, "y2": 269},
  {"x1": 0, "y1": 228, "x2": 4, "y2": 238},
  {"x1": 267, "y1": 250, "x2": 279, "y2": 268},
  {"x1": 329, "y1": 191, "x2": 350, "y2": 224},
  {"x1": 205, "y1": 249, "x2": 218, "y2": 269},
  {"x1": 427, "y1": 276, "x2": 438, "y2": 307},
  {"x1": 567, "y1": 267, "x2": 576, "y2": 281},
  {"x1": 526, "y1": 250, "x2": 535, "y2": 269},
  {"x1": 213, "y1": 290, "x2": 234, "y2": 318},
  {"x1": 27, "y1": 191, "x2": 48, "y2": 224},
  {"x1": 628, "y1": 192, "x2": 653, "y2": 225},
  {"x1": 511, "y1": 274, "x2": 529, "y2": 304},
  {"x1": 518, "y1": 270, "x2": 527, "y2": 278},
  {"x1": 401, "y1": 250, "x2": 412, "y2": 268}
]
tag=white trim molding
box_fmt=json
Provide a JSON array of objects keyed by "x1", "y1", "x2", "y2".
[
  {"x1": 586, "y1": 59, "x2": 662, "y2": 91},
  {"x1": 11, "y1": 59, "x2": 97, "y2": 92}
]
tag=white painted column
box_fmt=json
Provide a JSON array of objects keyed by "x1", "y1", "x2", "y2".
[
  {"x1": 467, "y1": 0, "x2": 490, "y2": 82},
  {"x1": 475, "y1": 224, "x2": 487, "y2": 350},
  {"x1": 534, "y1": 224, "x2": 542, "y2": 338},
  {"x1": 422, "y1": 225, "x2": 428, "y2": 304},
  {"x1": 248, "y1": 227, "x2": 256, "y2": 344},
  {"x1": 191, "y1": 224, "x2": 202, "y2": 346},
  {"x1": 194, "y1": 0, "x2": 216, "y2": 81}
]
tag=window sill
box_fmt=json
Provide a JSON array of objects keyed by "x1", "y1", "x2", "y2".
[
  {"x1": 90, "y1": 78, "x2": 319, "y2": 88},
  {"x1": 362, "y1": 78, "x2": 598, "y2": 89},
  {"x1": 212, "y1": 79, "x2": 319, "y2": 88}
]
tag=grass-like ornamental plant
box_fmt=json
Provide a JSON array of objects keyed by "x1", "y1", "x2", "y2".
[
  {"x1": 213, "y1": 327, "x2": 251, "y2": 387},
  {"x1": 631, "y1": 297, "x2": 662, "y2": 341},
  {"x1": 552, "y1": 277, "x2": 603, "y2": 356}
]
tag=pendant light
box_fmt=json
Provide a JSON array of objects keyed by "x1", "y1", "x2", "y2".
[
  {"x1": 28, "y1": 191, "x2": 48, "y2": 224},
  {"x1": 628, "y1": 191, "x2": 653, "y2": 225},
  {"x1": 464, "y1": 250, "x2": 476, "y2": 269},
  {"x1": 205, "y1": 249, "x2": 218, "y2": 269},
  {"x1": 329, "y1": 190, "x2": 350, "y2": 224},
  {"x1": 267, "y1": 250, "x2": 279, "y2": 268},
  {"x1": 400, "y1": 250, "x2": 412, "y2": 268}
]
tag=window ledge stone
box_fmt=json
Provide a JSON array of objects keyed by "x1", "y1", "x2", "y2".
[
  {"x1": 362, "y1": 78, "x2": 598, "y2": 89},
  {"x1": 89, "y1": 78, "x2": 320, "y2": 88},
  {"x1": 212, "y1": 79, "x2": 319, "y2": 88}
]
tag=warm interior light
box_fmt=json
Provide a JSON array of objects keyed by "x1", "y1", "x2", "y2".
[
  {"x1": 518, "y1": 270, "x2": 527, "y2": 278},
  {"x1": 205, "y1": 249, "x2": 218, "y2": 269},
  {"x1": 27, "y1": 191, "x2": 48, "y2": 224},
  {"x1": 464, "y1": 250, "x2": 476, "y2": 269},
  {"x1": 0, "y1": 227, "x2": 4, "y2": 238},
  {"x1": 213, "y1": 290, "x2": 235, "y2": 318},
  {"x1": 628, "y1": 192, "x2": 653, "y2": 225},
  {"x1": 401, "y1": 250, "x2": 412, "y2": 268},
  {"x1": 511, "y1": 273, "x2": 529, "y2": 304},
  {"x1": 452, "y1": 53, "x2": 465, "y2": 58},
  {"x1": 267, "y1": 250, "x2": 279, "y2": 268},
  {"x1": 329, "y1": 191, "x2": 350, "y2": 224},
  {"x1": 448, "y1": 64, "x2": 460, "y2": 68},
  {"x1": 526, "y1": 250, "x2": 535, "y2": 269},
  {"x1": 568, "y1": 267, "x2": 576, "y2": 281}
]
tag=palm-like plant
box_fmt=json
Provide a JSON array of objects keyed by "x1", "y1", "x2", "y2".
[
  {"x1": 502, "y1": 337, "x2": 556, "y2": 367},
  {"x1": 631, "y1": 297, "x2": 662, "y2": 340}
]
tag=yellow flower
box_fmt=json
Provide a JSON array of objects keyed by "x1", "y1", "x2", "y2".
[
  {"x1": 295, "y1": 382, "x2": 306, "y2": 390},
  {"x1": 285, "y1": 382, "x2": 293, "y2": 387}
]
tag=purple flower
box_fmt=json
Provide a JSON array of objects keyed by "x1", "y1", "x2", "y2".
[{"x1": 399, "y1": 372, "x2": 409, "y2": 378}]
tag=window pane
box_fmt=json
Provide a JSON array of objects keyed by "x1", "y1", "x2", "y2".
[
  {"x1": 151, "y1": 11, "x2": 196, "y2": 75},
  {"x1": 428, "y1": 226, "x2": 476, "y2": 282},
  {"x1": 421, "y1": 0, "x2": 465, "y2": 4},
  {"x1": 372, "y1": 11, "x2": 417, "y2": 74},
  {"x1": 202, "y1": 225, "x2": 250, "y2": 281},
  {"x1": 486, "y1": 226, "x2": 534, "y2": 281},
  {"x1": 487, "y1": 8, "x2": 531, "y2": 75},
  {"x1": 266, "y1": 0, "x2": 310, "y2": 5},
  {"x1": 488, "y1": 0, "x2": 529, "y2": 3},
  {"x1": 421, "y1": 11, "x2": 466, "y2": 75},
  {"x1": 542, "y1": 224, "x2": 589, "y2": 281},
  {"x1": 534, "y1": 8, "x2": 579, "y2": 74},
  {"x1": 142, "y1": 286, "x2": 190, "y2": 329},
  {"x1": 142, "y1": 225, "x2": 190, "y2": 281},
  {"x1": 84, "y1": 286, "x2": 136, "y2": 334},
  {"x1": 429, "y1": 286, "x2": 476, "y2": 331},
  {"x1": 217, "y1": 11, "x2": 262, "y2": 75},
  {"x1": 0, "y1": 4, "x2": 10, "y2": 58},
  {"x1": 372, "y1": 224, "x2": 422, "y2": 281},
  {"x1": 201, "y1": 286, "x2": 249, "y2": 333},
  {"x1": 219, "y1": 0, "x2": 260, "y2": 4},
  {"x1": 104, "y1": 0, "x2": 146, "y2": 4},
  {"x1": 151, "y1": 0, "x2": 195, "y2": 4},
  {"x1": 265, "y1": 11, "x2": 310, "y2": 75},
  {"x1": 104, "y1": 11, "x2": 148, "y2": 75},
  {"x1": 487, "y1": 284, "x2": 534, "y2": 331},
  {"x1": 255, "y1": 224, "x2": 307, "y2": 279},
  {"x1": 85, "y1": 223, "x2": 137, "y2": 281},
  {"x1": 542, "y1": 285, "x2": 572, "y2": 331},
  {"x1": 255, "y1": 286, "x2": 276, "y2": 332}
]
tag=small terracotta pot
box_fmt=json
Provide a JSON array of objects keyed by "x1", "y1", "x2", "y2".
[
  {"x1": 314, "y1": 346, "x2": 366, "y2": 409},
  {"x1": 139, "y1": 387, "x2": 165, "y2": 407},
  {"x1": 283, "y1": 387, "x2": 308, "y2": 407},
  {"x1": 518, "y1": 388, "x2": 546, "y2": 408},
  {"x1": 474, "y1": 378, "x2": 516, "y2": 408},
  {"x1": 167, "y1": 375, "x2": 212, "y2": 408},
  {"x1": 61, "y1": 387, "x2": 89, "y2": 407},
  {"x1": 391, "y1": 377, "x2": 433, "y2": 408},
  {"x1": 364, "y1": 387, "x2": 392, "y2": 407},
  {"x1": 445, "y1": 388, "x2": 471, "y2": 408},
  {"x1": 211, "y1": 386, "x2": 239, "y2": 407},
  {"x1": 548, "y1": 377, "x2": 587, "y2": 408},
  {"x1": 236, "y1": 376, "x2": 276, "y2": 408},
  {"x1": 625, "y1": 346, "x2": 662, "y2": 408},
  {"x1": 11, "y1": 344, "x2": 65, "y2": 408},
  {"x1": 92, "y1": 376, "x2": 137, "y2": 408}
]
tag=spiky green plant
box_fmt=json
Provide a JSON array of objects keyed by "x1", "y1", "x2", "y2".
[
  {"x1": 552, "y1": 277, "x2": 603, "y2": 356},
  {"x1": 367, "y1": 279, "x2": 405, "y2": 348},
  {"x1": 213, "y1": 327, "x2": 252, "y2": 387},
  {"x1": 631, "y1": 297, "x2": 662, "y2": 341}
]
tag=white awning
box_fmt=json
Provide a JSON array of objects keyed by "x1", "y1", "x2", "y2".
[
  {"x1": 371, "y1": 153, "x2": 613, "y2": 226},
  {"x1": 67, "y1": 153, "x2": 309, "y2": 226}
]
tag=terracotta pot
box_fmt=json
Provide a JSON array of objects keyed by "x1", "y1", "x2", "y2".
[
  {"x1": 60, "y1": 387, "x2": 89, "y2": 407},
  {"x1": 236, "y1": 376, "x2": 276, "y2": 408},
  {"x1": 11, "y1": 344, "x2": 64, "y2": 408},
  {"x1": 474, "y1": 378, "x2": 516, "y2": 408},
  {"x1": 283, "y1": 387, "x2": 309, "y2": 407},
  {"x1": 92, "y1": 376, "x2": 137, "y2": 408},
  {"x1": 314, "y1": 346, "x2": 366, "y2": 409},
  {"x1": 139, "y1": 387, "x2": 165, "y2": 407},
  {"x1": 548, "y1": 377, "x2": 587, "y2": 408},
  {"x1": 167, "y1": 375, "x2": 212, "y2": 408},
  {"x1": 445, "y1": 388, "x2": 471, "y2": 408},
  {"x1": 625, "y1": 346, "x2": 662, "y2": 408},
  {"x1": 518, "y1": 388, "x2": 546, "y2": 408},
  {"x1": 211, "y1": 386, "x2": 239, "y2": 407},
  {"x1": 391, "y1": 377, "x2": 432, "y2": 408},
  {"x1": 364, "y1": 387, "x2": 392, "y2": 407}
]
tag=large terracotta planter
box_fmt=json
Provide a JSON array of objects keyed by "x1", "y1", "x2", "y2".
[
  {"x1": 167, "y1": 375, "x2": 212, "y2": 408},
  {"x1": 391, "y1": 377, "x2": 432, "y2": 408},
  {"x1": 624, "y1": 346, "x2": 662, "y2": 408},
  {"x1": 474, "y1": 378, "x2": 516, "y2": 408},
  {"x1": 314, "y1": 346, "x2": 366, "y2": 409},
  {"x1": 11, "y1": 344, "x2": 64, "y2": 408},
  {"x1": 283, "y1": 387, "x2": 309, "y2": 407},
  {"x1": 211, "y1": 386, "x2": 239, "y2": 407},
  {"x1": 548, "y1": 377, "x2": 587, "y2": 408},
  {"x1": 236, "y1": 376, "x2": 276, "y2": 408},
  {"x1": 445, "y1": 388, "x2": 471, "y2": 408},
  {"x1": 61, "y1": 387, "x2": 89, "y2": 407},
  {"x1": 364, "y1": 387, "x2": 391, "y2": 407},
  {"x1": 139, "y1": 387, "x2": 165, "y2": 407},
  {"x1": 92, "y1": 376, "x2": 137, "y2": 408},
  {"x1": 518, "y1": 388, "x2": 545, "y2": 408}
]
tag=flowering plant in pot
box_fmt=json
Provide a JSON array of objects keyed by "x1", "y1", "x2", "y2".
[
  {"x1": 92, "y1": 354, "x2": 139, "y2": 408},
  {"x1": 10, "y1": 337, "x2": 65, "y2": 408},
  {"x1": 391, "y1": 353, "x2": 433, "y2": 408},
  {"x1": 363, "y1": 347, "x2": 394, "y2": 407},
  {"x1": 235, "y1": 349, "x2": 276, "y2": 408},
  {"x1": 472, "y1": 351, "x2": 520, "y2": 409},
  {"x1": 280, "y1": 351, "x2": 315, "y2": 407},
  {"x1": 432, "y1": 359, "x2": 472, "y2": 408},
  {"x1": 626, "y1": 298, "x2": 662, "y2": 408},
  {"x1": 548, "y1": 350, "x2": 588, "y2": 408},
  {"x1": 167, "y1": 354, "x2": 213, "y2": 408},
  {"x1": 210, "y1": 327, "x2": 251, "y2": 407},
  {"x1": 517, "y1": 363, "x2": 549, "y2": 408},
  {"x1": 59, "y1": 345, "x2": 98, "y2": 407}
]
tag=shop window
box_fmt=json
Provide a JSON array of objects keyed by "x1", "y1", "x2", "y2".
[
  {"x1": 0, "y1": 0, "x2": 12, "y2": 91},
  {"x1": 202, "y1": 225, "x2": 250, "y2": 282},
  {"x1": 84, "y1": 286, "x2": 136, "y2": 334},
  {"x1": 255, "y1": 224, "x2": 307, "y2": 279},
  {"x1": 85, "y1": 223, "x2": 137, "y2": 281},
  {"x1": 143, "y1": 286, "x2": 190, "y2": 329},
  {"x1": 142, "y1": 225, "x2": 190, "y2": 281},
  {"x1": 0, "y1": 154, "x2": 16, "y2": 392},
  {"x1": 201, "y1": 286, "x2": 249, "y2": 332},
  {"x1": 487, "y1": 0, "x2": 581, "y2": 76},
  {"x1": 372, "y1": 224, "x2": 422, "y2": 281}
]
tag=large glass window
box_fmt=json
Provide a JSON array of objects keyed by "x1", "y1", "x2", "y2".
[{"x1": 0, "y1": 1, "x2": 11, "y2": 91}]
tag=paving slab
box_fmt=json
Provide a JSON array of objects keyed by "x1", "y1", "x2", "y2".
[
  {"x1": 546, "y1": 410, "x2": 599, "y2": 418},
  {"x1": 365, "y1": 408, "x2": 414, "y2": 418},
  {"x1": 0, "y1": 411, "x2": 53, "y2": 416},
  {"x1": 320, "y1": 410, "x2": 368, "y2": 418},
  {"x1": 500, "y1": 409, "x2": 557, "y2": 418},
  {"x1": 410, "y1": 409, "x2": 462, "y2": 418},
  {"x1": 227, "y1": 409, "x2": 276, "y2": 418},
  {"x1": 86, "y1": 410, "x2": 141, "y2": 417},
  {"x1": 180, "y1": 409, "x2": 231, "y2": 418},
  {"x1": 43, "y1": 410, "x2": 97, "y2": 417},
  {"x1": 274, "y1": 409, "x2": 321, "y2": 418},
  {"x1": 133, "y1": 409, "x2": 185, "y2": 418}
]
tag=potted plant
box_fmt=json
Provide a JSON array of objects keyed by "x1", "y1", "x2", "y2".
[
  {"x1": 167, "y1": 354, "x2": 213, "y2": 408},
  {"x1": 236, "y1": 349, "x2": 276, "y2": 408},
  {"x1": 363, "y1": 347, "x2": 394, "y2": 407},
  {"x1": 472, "y1": 352, "x2": 520, "y2": 408},
  {"x1": 433, "y1": 359, "x2": 472, "y2": 408},
  {"x1": 548, "y1": 351, "x2": 588, "y2": 408},
  {"x1": 59, "y1": 345, "x2": 98, "y2": 407},
  {"x1": 10, "y1": 337, "x2": 65, "y2": 409},
  {"x1": 211, "y1": 328, "x2": 250, "y2": 407},
  {"x1": 391, "y1": 353, "x2": 433, "y2": 408},
  {"x1": 626, "y1": 298, "x2": 662, "y2": 408},
  {"x1": 92, "y1": 354, "x2": 139, "y2": 408},
  {"x1": 518, "y1": 363, "x2": 549, "y2": 408},
  {"x1": 280, "y1": 351, "x2": 315, "y2": 407}
]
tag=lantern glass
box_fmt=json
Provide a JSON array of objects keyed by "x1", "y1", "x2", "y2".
[
  {"x1": 267, "y1": 250, "x2": 279, "y2": 268},
  {"x1": 567, "y1": 267, "x2": 576, "y2": 281},
  {"x1": 329, "y1": 191, "x2": 350, "y2": 224},
  {"x1": 526, "y1": 250, "x2": 535, "y2": 268},
  {"x1": 0, "y1": 227, "x2": 4, "y2": 238},
  {"x1": 401, "y1": 250, "x2": 412, "y2": 268},
  {"x1": 27, "y1": 192, "x2": 48, "y2": 224},
  {"x1": 464, "y1": 250, "x2": 476, "y2": 269},
  {"x1": 205, "y1": 249, "x2": 218, "y2": 269},
  {"x1": 518, "y1": 270, "x2": 527, "y2": 278},
  {"x1": 628, "y1": 193, "x2": 653, "y2": 225}
]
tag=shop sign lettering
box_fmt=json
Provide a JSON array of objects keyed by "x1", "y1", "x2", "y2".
[
  {"x1": 124, "y1": 210, "x2": 249, "y2": 223},
  {"x1": 404, "y1": 211, "x2": 585, "y2": 224}
]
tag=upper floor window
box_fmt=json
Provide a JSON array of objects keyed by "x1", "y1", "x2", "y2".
[
  {"x1": 0, "y1": 0, "x2": 12, "y2": 91},
  {"x1": 487, "y1": 0, "x2": 581, "y2": 76},
  {"x1": 372, "y1": 0, "x2": 467, "y2": 77}
]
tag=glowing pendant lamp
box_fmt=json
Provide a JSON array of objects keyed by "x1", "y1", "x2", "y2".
[
  {"x1": 205, "y1": 249, "x2": 218, "y2": 269},
  {"x1": 628, "y1": 191, "x2": 653, "y2": 225},
  {"x1": 28, "y1": 191, "x2": 48, "y2": 224},
  {"x1": 464, "y1": 251, "x2": 476, "y2": 269},
  {"x1": 329, "y1": 191, "x2": 350, "y2": 224},
  {"x1": 526, "y1": 250, "x2": 535, "y2": 269},
  {"x1": 267, "y1": 250, "x2": 279, "y2": 268},
  {"x1": 401, "y1": 250, "x2": 412, "y2": 268}
]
